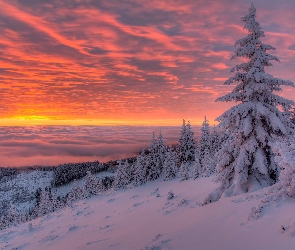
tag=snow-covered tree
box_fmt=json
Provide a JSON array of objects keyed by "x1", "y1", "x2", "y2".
[
  {"x1": 211, "y1": 125, "x2": 230, "y2": 161},
  {"x1": 185, "y1": 120, "x2": 196, "y2": 163},
  {"x1": 84, "y1": 171, "x2": 99, "y2": 196},
  {"x1": 6, "y1": 204, "x2": 19, "y2": 227},
  {"x1": 180, "y1": 162, "x2": 189, "y2": 181},
  {"x1": 114, "y1": 160, "x2": 131, "y2": 189},
  {"x1": 197, "y1": 116, "x2": 215, "y2": 176},
  {"x1": 133, "y1": 150, "x2": 147, "y2": 187},
  {"x1": 290, "y1": 108, "x2": 295, "y2": 128},
  {"x1": 271, "y1": 136, "x2": 295, "y2": 198},
  {"x1": 204, "y1": 4, "x2": 295, "y2": 204},
  {"x1": 66, "y1": 180, "x2": 86, "y2": 206},
  {"x1": 198, "y1": 116, "x2": 211, "y2": 158},
  {"x1": 177, "y1": 119, "x2": 187, "y2": 165},
  {"x1": 177, "y1": 120, "x2": 196, "y2": 166},
  {"x1": 156, "y1": 131, "x2": 167, "y2": 172},
  {"x1": 202, "y1": 148, "x2": 215, "y2": 177},
  {"x1": 162, "y1": 146, "x2": 177, "y2": 181},
  {"x1": 36, "y1": 187, "x2": 55, "y2": 217},
  {"x1": 97, "y1": 177, "x2": 106, "y2": 192},
  {"x1": 146, "y1": 132, "x2": 161, "y2": 181},
  {"x1": 192, "y1": 154, "x2": 202, "y2": 179}
]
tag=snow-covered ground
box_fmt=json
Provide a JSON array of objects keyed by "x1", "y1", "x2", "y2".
[{"x1": 1, "y1": 176, "x2": 295, "y2": 250}]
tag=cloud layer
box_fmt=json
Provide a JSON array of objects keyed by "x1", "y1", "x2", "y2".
[
  {"x1": 0, "y1": 0, "x2": 295, "y2": 124},
  {"x1": 0, "y1": 125, "x2": 201, "y2": 167}
]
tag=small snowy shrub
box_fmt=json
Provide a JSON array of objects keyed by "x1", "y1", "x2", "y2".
[{"x1": 167, "y1": 190, "x2": 175, "y2": 200}]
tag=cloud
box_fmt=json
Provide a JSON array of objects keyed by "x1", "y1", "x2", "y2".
[
  {"x1": 0, "y1": 125, "x2": 201, "y2": 167},
  {"x1": 0, "y1": 0, "x2": 295, "y2": 123}
]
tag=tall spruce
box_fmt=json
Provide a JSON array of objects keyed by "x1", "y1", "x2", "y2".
[
  {"x1": 185, "y1": 120, "x2": 196, "y2": 163},
  {"x1": 177, "y1": 119, "x2": 187, "y2": 165},
  {"x1": 133, "y1": 149, "x2": 147, "y2": 187},
  {"x1": 114, "y1": 160, "x2": 131, "y2": 189},
  {"x1": 146, "y1": 132, "x2": 160, "y2": 181},
  {"x1": 198, "y1": 116, "x2": 214, "y2": 176},
  {"x1": 205, "y1": 4, "x2": 295, "y2": 203},
  {"x1": 157, "y1": 130, "x2": 167, "y2": 173},
  {"x1": 162, "y1": 146, "x2": 177, "y2": 181},
  {"x1": 177, "y1": 119, "x2": 196, "y2": 165}
]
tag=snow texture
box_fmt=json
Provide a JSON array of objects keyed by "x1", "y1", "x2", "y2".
[{"x1": 1, "y1": 176, "x2": 295, "y2": 250}]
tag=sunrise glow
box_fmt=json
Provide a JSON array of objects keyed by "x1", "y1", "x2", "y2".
[{"x1": 0, "y1": 0, "x2": 295, "y2": 125}]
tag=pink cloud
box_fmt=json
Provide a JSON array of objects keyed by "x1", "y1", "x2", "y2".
[{"x1": 0, "y1": 0, "x2": 294, "y2": 124}]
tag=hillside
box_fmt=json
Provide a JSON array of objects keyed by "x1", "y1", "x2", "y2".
[{"x1": 1, "y1": 176, "x2": 295, "y2": 250}]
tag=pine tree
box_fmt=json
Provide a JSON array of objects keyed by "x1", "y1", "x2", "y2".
[
  {"x1": 290, "y1": 108, "x2": 295, "y2": 128},
  {"x1": 114, "y1": 160, "x2": 131, "y2": 189},
  {"x1": 157, "y1": 131, "x2": 167, "y2": 173},
  {"x1": 162, "y1": 146, "x2": 177, "y2": 181},
  {"x1": 177, "y1": 119, "x2": 187, "y2": 165},
  {"x1": 177, "y1": 119, "x2": 196, "y2": 166},
  {"x1": 185, "y1": 120, "x2": 196, "y2": 163},
  {"x1": 180, "y1": 162, "x2": 189, "y2": 181},
  {"x1": 133, "y1": 150, "x2": 147, "y2": 187},
  {"x1": 7, "y1": 204, "x2": 19, "y2": 227},
  {"x1": 97, "y1": 178, "x2": 106, "y2": 192},
  {"x1": 198, "y1": 116, "x2": 215, "y2": 176},
  {"x1": 205, "y1": 4, "x2": 295, "y2": 204},
  {"x1": 84, "y1": 171, "x2": 100, "y2": 196},
  {"x1": 271, "y1": 136, "x2": 295, "y2": 198},
  {"x1": 146, "y1": 132, "x2": 160, "y2": 181},
  {"x1": 66, "y1": 180, "x2": 86, "y2": 206},
  {"x1": 192, "y1": 154, "x2": 202, "y2": 179},
  {"x1": 211, "y1": 125, "x2": 221, "y2": 154},
  {"x1": 36, "y1": 187, "x2": 55, "y2": 217}
]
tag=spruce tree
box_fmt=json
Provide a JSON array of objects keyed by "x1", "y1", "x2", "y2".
[
  {"x1": 36, "y1": 187, "x2": 54, "y2": 217},
  {"x1": 66, "y1": 180, "x2": 86, "y2": 206},
  {"x1": 157, "y1": 131, "x2": 167, "y2": 173},
  {"x1": 177, "y1": 119, "x2": 196, "y2": 166},
  {"x1": 198, "y1": 116, "x2": 215, "y2": 176},
  {"x1": 114, "y1": 160, "x2": 131, "y2": 189},
  {"x1": 133, "y1": 149, "x2": 147, "y2": 187},
  {"x1": 271, "y1": 137, "x2": 295, "y2": 198},
  {"x1": 290, "y1": 108, "x2": 295, "y2": 128},
  {"x1": 205, "y1": 4, "x2": 295, "y2": 203},
  {"x1": 162, "y1": 146, "x2": 177, "y2": 181},
  {"x1": 185, "y1": 120, "x2": 196, "y2": 163},
  {"x1": 84, "y1": 171, "x2": 99, "y2": 196},
  {"x1": 180, "y1": 162, "x2": 189, "y2": 181},
  {"x1": 146, "y1": 132, "x2": 160, "y2": 181},
  {"x1": 7, "y1": 204, "x2": 19, "y2": 227},
  {"x1": 192, "y1": 156, "x2": 202, "y2": 179},
  {"x1": 177, "y1": 119, "x2": 187, "y2": 165}
]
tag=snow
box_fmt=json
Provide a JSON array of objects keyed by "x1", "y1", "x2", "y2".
[
  {"x1": 1, "y1": 176, "x2": 295, "y2": 250},
  {"x1": 0, "y1": 170, "x2": 53, "y2": 213}
]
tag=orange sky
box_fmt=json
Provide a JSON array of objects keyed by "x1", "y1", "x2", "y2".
[{"x1": 1, "y1": 0, "x2": 295, "y2": 126}]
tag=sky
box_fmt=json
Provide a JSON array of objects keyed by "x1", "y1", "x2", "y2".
[{"x1": 1, "y1": 0, "x2": 295, "y2": 126}]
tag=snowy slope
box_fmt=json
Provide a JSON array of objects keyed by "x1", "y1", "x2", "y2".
[{"x1": 1, "y1": 177, "x2": 295, "y2": 250}]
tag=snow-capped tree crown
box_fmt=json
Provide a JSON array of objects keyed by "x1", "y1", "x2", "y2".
[
  {"x1": 217, "y1": 3, "x2": 295, "y2": 112},
  {"x1": 203, "y1": 4, "x2": 295, "y2": 202},
  {"x1": 201, "y1": 116, "x2": 210, "y2": 136}
]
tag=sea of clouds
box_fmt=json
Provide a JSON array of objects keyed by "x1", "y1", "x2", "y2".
[{"x1": 0, "y1": 126, "x2": 201, "y2": 168}]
